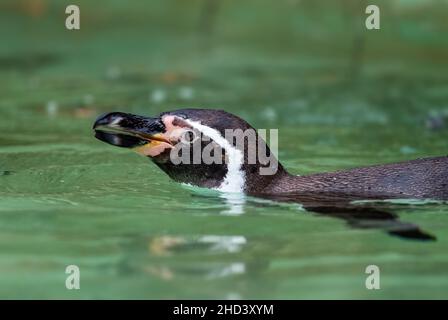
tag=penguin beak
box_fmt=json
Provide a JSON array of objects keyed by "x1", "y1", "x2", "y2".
[{"x1": 93, "y1": 112, "x2": 171, "y2": 149}]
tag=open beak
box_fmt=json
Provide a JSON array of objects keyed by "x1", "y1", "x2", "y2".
[{"x1": 93, "y1": 112, "x2": 170, "y2": 149}]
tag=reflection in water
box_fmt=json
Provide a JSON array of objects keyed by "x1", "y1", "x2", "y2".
[
  {"x1": 219, "y1": 192, "x2": 247, "y2": 215},
  {"x1": 143, "y1": 261, "x2": 246, "y2": 281},
  {"x1": 189, "y1": 184, "x2": 436, "y2": 240},
  {"x1": 149, "y1": 235, "x2": 247, "y2": 256},
  {"x1": 148, "y1": 236, "x2": 186, "y2": 256},
  {"x1": 260, "y1": 192, "x2": 437, "y2": 241},
  {"x1": 198, "y1": 235, "x2": 247, "y2": 253},
  {"x1": 205, "y1": 262, "x2": 246, "y2": 279},
  {"x1": 126, "y1": 235, "x2": 251, "y2": 282}
]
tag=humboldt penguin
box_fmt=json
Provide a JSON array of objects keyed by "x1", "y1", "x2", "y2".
[{"x1": 93, "y1": 108, "x2": 448, "y2": 240}]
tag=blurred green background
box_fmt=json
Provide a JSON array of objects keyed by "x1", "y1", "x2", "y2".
[{"x1": 0, "y1": 0, "x2": 447, "y2": 299}]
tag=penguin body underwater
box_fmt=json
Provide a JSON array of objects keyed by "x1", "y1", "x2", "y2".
[{"x1": 93, "y1": 108, "x2": 448, "y2": 240}]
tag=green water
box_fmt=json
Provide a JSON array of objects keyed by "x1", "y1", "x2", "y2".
[{"x1": 1, "y1": 0, "x2": 448, "y2": 299}]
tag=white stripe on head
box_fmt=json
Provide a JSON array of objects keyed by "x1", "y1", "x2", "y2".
[{"x1": 184, "y1": 118, "x2": 245, "y2": 193}]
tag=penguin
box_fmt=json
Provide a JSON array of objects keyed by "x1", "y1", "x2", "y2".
[{"x1": 93, "y1": 108, "x2": 448, "y2": 240}]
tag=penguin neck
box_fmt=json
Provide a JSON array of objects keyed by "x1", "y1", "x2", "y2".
[{"x1": 243, "y1": 161, "x2": 293, "y2": 194}]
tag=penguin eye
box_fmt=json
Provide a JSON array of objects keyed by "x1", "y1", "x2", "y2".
[{"x1": 180, "y1": 129, "x2": 198, "y2": 144}]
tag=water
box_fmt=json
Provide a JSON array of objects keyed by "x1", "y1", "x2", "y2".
[{"x1": 1, "y1": 0, "x2": 448, "y2": 299}]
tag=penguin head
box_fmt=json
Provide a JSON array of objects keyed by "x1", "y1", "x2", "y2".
[{"x1": 93, "y1": 108, "x2": 285, "y2": 193}]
